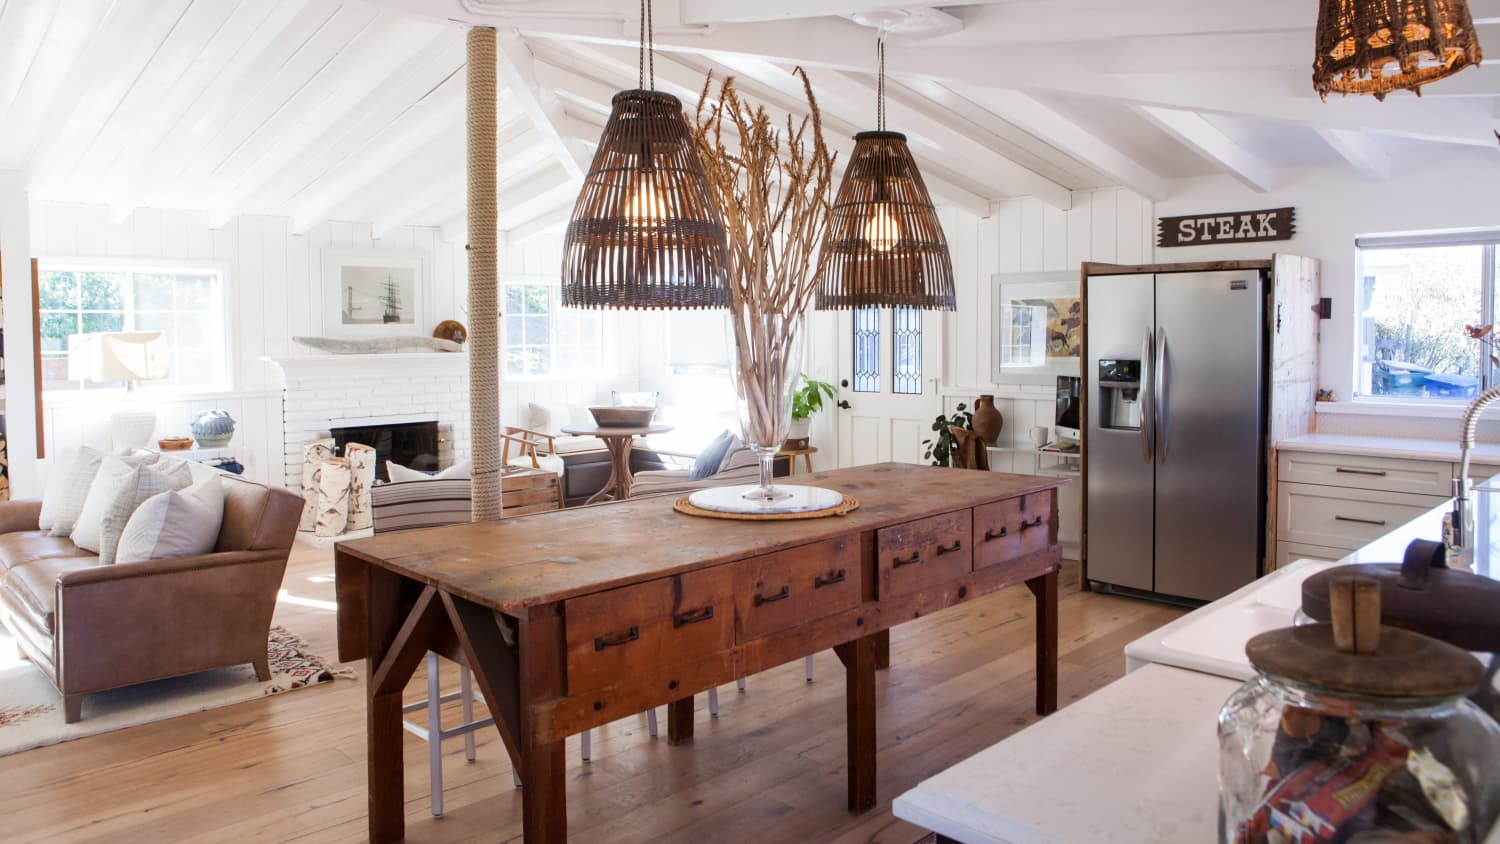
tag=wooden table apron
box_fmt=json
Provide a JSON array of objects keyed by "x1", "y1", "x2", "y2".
[{"x1": 333, "y1": 463, "x2": 1065, "y2": 844}]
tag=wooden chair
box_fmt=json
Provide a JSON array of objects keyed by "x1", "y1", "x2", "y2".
[
  {"x1": 949, "y1": 426, "x2": 991, "y2": 471},
  {"x1": 502, "y1": 426, "x2": 566, "y2": 508}
]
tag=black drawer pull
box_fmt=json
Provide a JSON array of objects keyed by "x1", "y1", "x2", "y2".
[
  {"x1": 594, "y1": 627, "x2": 639, "y2": 651},
  {"x1": 1335, "y1": 467, "x2": 1387, "y2": 477},
  {"x1": 937, "y1": 540, "x2": 963, "y2": 555},
  {"x1": 893, "y1": 551, "x2": 922, "y2": 568},
  {"x1": 1335, "y1": 515, "x2": 1387, "y2": 527},
  {"x1": 673, "y1": 606, "x2": 715, "y2": 628},
  {"x1": 984, "y1": 526, "x2": 1008, "y2": 541},
  {"x1": 754, "y1": 585, "x2": 791, "y2": 606},
  {"x1": 1020, "y1": 516, "x2": 1045, "y2": 531},
  {"x1": 814, "y1": 569, "x2": 847, "y2": 588}
]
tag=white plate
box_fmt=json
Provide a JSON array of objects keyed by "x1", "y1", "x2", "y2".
[{"x1": 687, "y1": 484, "x2": 844, "y2": 515}]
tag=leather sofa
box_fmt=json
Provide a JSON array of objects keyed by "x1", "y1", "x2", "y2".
[{"x1": 0, "y1": 474, "x2": 303, "y2": 722}]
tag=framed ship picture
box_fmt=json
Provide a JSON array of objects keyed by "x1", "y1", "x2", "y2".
[
  {"x1": 321, "y1": 248, "x2": 428, "y2": 339},
  {"x1": 992, "y1": 271, "x2": 1082, "y2": 384}
]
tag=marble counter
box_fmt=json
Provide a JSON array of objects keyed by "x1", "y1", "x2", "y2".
[{"x1": 1277, "y1": 432, "x2": 1500, "y2": 464}]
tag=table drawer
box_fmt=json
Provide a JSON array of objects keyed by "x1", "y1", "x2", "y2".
[
  {"x1": 564, "y1": 566, "x2": 733, "y2": 694},
  {"x1": 1277, "y1": 451, "x2": 1451, "y2": 496},
  {"x1": 877, "y1": 510, "x2": 972, "y2": 597},
  {"x1": 1275, "y1": 482, "x2": 1445, "y2": 549},
  {"x1": 732, "y1": 536, "x2": 862, "y2": 642},
  {"x1": 973, "y1": 491, "x2": 1055, "y2": 569}
]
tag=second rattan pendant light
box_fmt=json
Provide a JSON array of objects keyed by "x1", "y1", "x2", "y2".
[
  {"x1": 1313, "y1": 0, "x2": 1484, "y2": 100},
  {"x1": 816, "y1": 38, "x2": 955, "y2": 311},
  {"x1": 560, "y1": 0, "x2": 728, "y2": 310}
]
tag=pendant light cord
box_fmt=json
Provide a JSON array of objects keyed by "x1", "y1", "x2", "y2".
[
  {"x1": 876, "y1": 35, "x2": 886, "y2": 131},
  {"x1": 639, "y1": 0, "x2": 655, "y2": 90}
]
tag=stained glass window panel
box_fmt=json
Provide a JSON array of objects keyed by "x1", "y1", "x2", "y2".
[
  {"x1": 893, "y1": 306, "x2": 922, "y2": 395},
  {"x1": 853, "y1": 307, "x2": 880, "y2": 393}
]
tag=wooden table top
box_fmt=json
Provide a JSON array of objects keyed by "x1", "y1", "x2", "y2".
[
  {"x1": 336, "y1": 463, "x2": 1067, "y2": 613},
  {"x1": 559, "y1": 423, "x2": 672, "y2": 437}
]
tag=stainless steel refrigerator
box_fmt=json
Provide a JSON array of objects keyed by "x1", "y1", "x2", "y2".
[{"x1": 1084, "y1": 269, "x2": 1266, "y2": 603}]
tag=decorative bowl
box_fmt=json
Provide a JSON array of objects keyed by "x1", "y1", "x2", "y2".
[
  {"x1": 588, "y1": 406, "x2": 655, "y2": 427},
  {"x1": 191, "y1": 409, "x2": 236, "y2": 448},
  {"x1": 158, "y1": 437, "x2": 194, "y2": 451}
]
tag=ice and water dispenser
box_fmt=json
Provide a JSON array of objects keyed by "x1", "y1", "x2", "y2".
[{"x1": 1097, "y1": 359, "x2": 1143, "y2": 430}]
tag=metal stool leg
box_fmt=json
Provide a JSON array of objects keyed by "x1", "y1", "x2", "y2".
[
  {"x1": 460, "y1": 664, "x2": 477, "y2": 763},
  {"x1": 426, "y1": 653, "x2": 445, "y2": 817},
  {"x1": 708, "y1": 687, "x2": 719, "y2": 717},
  {"x1": 512, "y1": 768, "x2": 522, "y2": 789},
  {"x1": 581, "y1": 728, "x2": 592, "y2": 761},
  {"x1": 647, "y1": 707, "x2": 658, "y2": 737},
  {"x1": 736, "y1": 677, "x2": 747, "y2": 692},
  {"x1": 805, "y1": 654, "x2": 814, "y2": 683}
]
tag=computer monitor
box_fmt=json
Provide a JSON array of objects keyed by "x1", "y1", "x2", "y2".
[{"x1": 1055, "y1": 375, "x2": 1081, "y2": 442}]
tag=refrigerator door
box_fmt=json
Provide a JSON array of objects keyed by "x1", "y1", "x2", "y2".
[
  {"x1": 1152, "y1": 271, "x2": 1264, "y2": 601},
  {"x1": 1085, "y1": 273, "x2": 1156, "y2": 592}
]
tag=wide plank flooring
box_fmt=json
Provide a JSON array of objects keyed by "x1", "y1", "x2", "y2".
[{"x1": 0, "y1": 539, "x2": 1181, "y2": 843}]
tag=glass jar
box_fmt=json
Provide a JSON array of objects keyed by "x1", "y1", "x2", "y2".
[{"x1": 1219, "y1": 671, "x2": 1500, "y2": 843}]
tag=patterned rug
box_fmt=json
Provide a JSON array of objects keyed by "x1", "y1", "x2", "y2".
[{"x1": 0, "y1": 626, "x2": 354, "y2": 757}]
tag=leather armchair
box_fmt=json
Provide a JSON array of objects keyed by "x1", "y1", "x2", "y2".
[{"x1": 0, "y1": 474, "x2": 303, "y2": 722}]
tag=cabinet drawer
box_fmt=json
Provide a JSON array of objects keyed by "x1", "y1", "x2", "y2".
[
  {"x1": 732, "y1": 536, "x2": 862, "y2": 642},
  {"x1": 1275, "y1": 482, "x2": 1445, "y2": 549},
  {"x1": 1274, "y1": 541, "x2": 1348, "y2": 569},
  {"x1": 564, "y1": 566, "x2": 733, "y2": 694},
  {"x1": 973, "y1": 491, "x2": 1055, "y2": 570},
  {"x1": 877, "y1": 510, "x2": 972, "y2": 597},
  {"x1": 1277, "y1": 451, "x2": 1450, "y2": 496}
]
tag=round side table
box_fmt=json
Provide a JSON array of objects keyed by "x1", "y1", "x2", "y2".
[{"x1": 560, "y1": 423, "x2": 673, "y2": 504}]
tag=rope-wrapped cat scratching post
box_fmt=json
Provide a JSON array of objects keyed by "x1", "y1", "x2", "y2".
[{"x1": 467, "y1": 26, "x2": 501, "y2": 522}]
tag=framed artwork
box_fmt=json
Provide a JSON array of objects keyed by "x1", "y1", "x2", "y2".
[
  {"x1": 321, "y1": 248, "x2": 428, "y2": 339},
  {"x1": 991, "y1": 271, "x2": 1082, "y2": 384}
]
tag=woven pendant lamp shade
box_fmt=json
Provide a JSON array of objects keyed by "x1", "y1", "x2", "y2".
[
  {"x1": 815, "y1": 130, "x2": 955, "y2": 311},
  {"x1": 1313, "y1": 0, "x2": 1483, "y2": 100},
  {"x1": 561, "y1": 89, "x2": 729, "y2": 310}
]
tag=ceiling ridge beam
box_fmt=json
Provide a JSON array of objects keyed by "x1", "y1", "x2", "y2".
[
  {"x1": 1317, "y1": 128, "x2": 1390, "y2": 182},
  {"x1": 1136, "y1": 106, "x2": 1272, "y2": 193},
  {"x1": 495, "y1": 29, "x2": 589, "y2": 179}
]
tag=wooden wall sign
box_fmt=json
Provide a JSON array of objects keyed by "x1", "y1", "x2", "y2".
[{"x1": 1157, "y1": 207, "x2": 1296, "y2": 248}]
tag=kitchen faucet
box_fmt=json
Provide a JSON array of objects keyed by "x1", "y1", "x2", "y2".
[{"x1": 1451, "y1": 384, "x2": 1500, "y2": 570}]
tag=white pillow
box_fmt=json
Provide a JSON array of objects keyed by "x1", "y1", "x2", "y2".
[
  {"x1": 115, "y1": 477, "x2": 225, "y2": 564},
  {"x1": 386, "y1": 460, "x2": 471, "y2": 482},
  {"x1": 45, "y1": 447, "x2": 106, "y2": 538},
  {"x1": 527, "y1": 402, "x2": 574, "y2": 435},
  {"x1": 72, "y1": 457, "x2": 193, "y2": 563}
]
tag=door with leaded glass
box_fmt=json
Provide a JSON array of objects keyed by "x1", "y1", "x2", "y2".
[{"x1": 833, "y1": 306, "x2": 942, "y2": 467}]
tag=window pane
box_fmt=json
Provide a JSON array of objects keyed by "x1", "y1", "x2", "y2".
[
  {"x1": 41, "y1": 313, "x2": 78, "y2": 353},
  {"x1": 853, "y1": 307, "x2": 880, "y2": 393},
  {"x1": 81, "y1": 312, "x2": 125, "y2": 334},
  {"x1": 524, "y1": 285, "x2": 549, "y2": 315},
  {"x1": 134, "y1": 273, "x2": 175, "y2": 310},
  {"x1": 1359, "y1": 244, "x2": 1484, "y2": 398},
  {"x1": 78, "y1": 271, "x2": 125, "y2": 310},
  {"x1": 524, "y1": 315, "x2": 550, "y2": 345},
  {"x1": 504, "y1": 285, "x2": 522, "y2": 314},
  {"x1": 505, "y1": 346, "x2": 527, "y2": 377},
  {"x1": 175, "y1": 274, "x2": 215, "y2": 310},
  {"x1": 893, "y1": 306, "x2": 922, "y2": 395},
  {"x1": 504, "y1": 314, "x2": 523, "y2": 345},
  {"x1": 39, "y1": 271, "x2": 78, "y2": 309},
  {"x1": 41, "y1": 355, "x2": 72, "y2": 386}
]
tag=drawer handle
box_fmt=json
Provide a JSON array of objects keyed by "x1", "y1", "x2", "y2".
[
  {"x1": 893, "y1": 552, "x2": 922, "y2": 568},
  {"x1": 814, "y1": 569, "x2": 847, "y2": 588},
  {"x1": 1335, "y1": 515, "x2": 1387, "y2": 527},
  {"x1": 984, "y1": 526, "x2": 1009, "y2": 541},
  {"x1": 1020, "y1": 516, "x2": 1045, "y2": 531},
  {"x1": 937, "y1": 540, "x2": 963, "y2": 555},
  {"x1": 754, "y1": 585, "x2": 791, "y2": 606},
  {"x1": 1335, "y1": 467, "x2": 1387, "y2": 477},
  {"x1": 672, "y1": 605, "x2": 715, "y2": 628},
  {"x1": 594, "y1": 627, "x2": 639, "y2": 651}
]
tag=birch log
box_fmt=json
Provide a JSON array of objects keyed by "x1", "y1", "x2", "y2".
[
  {"x1": 345, "y1": 443, "x2": 377, "y2": 531},
  {"x1": 299, "y1": 438, "x2": 336, "y2": 532},
  {"x1": 315, "y1": 456, "x2": 352, "y2": 537}
]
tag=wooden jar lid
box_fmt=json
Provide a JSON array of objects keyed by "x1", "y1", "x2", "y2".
[{"x1": 1246, "y1": 624, "x2": 1483, "y2": 698}]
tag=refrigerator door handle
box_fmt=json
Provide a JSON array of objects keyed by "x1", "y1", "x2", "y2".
[
  {"x1": 1156, "y1": 326, "x2": 1170, "y2": 464},
  {"x1": 1140, "y1": 327, "x2": 1155, "y2": 463}
]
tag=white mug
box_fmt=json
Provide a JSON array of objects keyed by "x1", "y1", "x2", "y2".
[{"x1": 1029, "y1": 426, "x2": 1049, "y2": 448}]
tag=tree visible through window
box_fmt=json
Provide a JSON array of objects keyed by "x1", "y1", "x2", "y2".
[{"x1": 502, "y1": 280, "x2": 602, "y2": 378}]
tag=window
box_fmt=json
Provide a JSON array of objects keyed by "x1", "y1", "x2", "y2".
[
  {"x1": 852, "y1": 307, "x2": 880, "y2": 393},
  {"x1": 38, "y1": 262, "x2": 228, "y2": 391},
  {"x1": 1357, "y1": 231, "x2": 1500, "y2": 400},
  {"x1": 892, "y1": 306, "x2": 922, "y2": 395},
  {"x1": 502, "y1": 278, "x2": 602, "y2": 378}
]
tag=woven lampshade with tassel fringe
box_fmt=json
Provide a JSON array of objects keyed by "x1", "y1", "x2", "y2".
[
  {"x1": 560, "y1": 1, "x2": 728, "y2": 310},
  {"x1": 815, "y1": 40, "x2": 954, "y2": 311},
  {"x1": 1313, "y1": 0, "x2": 1483, "y2": 100}
]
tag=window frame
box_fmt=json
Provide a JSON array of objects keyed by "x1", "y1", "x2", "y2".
[
  {"x1": 36, "y1": 256, "x2": 234, "y2": 395},
  {"x1": 500, "y1": 273, "x2": 606, "y2": 381},
  {"x1": 1353, "y1": 230, "x2": 1500, "y2": 404}
]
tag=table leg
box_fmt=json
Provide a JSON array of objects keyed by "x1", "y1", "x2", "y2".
[
  {"x1": 1026, "y1": 568, "x2": 1059, "y2": 716},
  {"x1": 801, "y1": 454, "x2": 813, "y2": 473},
  {"x1": 667, "y1": 696, "x2": 694, "y2": 745},
  {"x1": 873, "y1": 629, "x2": 891, "y2": 670},
  {"x1": 835, "y1": 635, "x2": 877, "y2": 813},
  {"x1": 519, "y1": 604, "x2": 568, "y2": 843},
  {"x1": 364, "y1": 565, "x2": 408, "y2": 844},
  {"x1": 614, "y1": 438, "x2": 636, "y2": 500},
  {"x1": 582, "y1": 438, "x2": 627, "y2": 505}
]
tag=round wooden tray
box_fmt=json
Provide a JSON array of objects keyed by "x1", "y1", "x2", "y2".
[{"x1": 673, "y1": 493, "x2": 859, "y2": 521}]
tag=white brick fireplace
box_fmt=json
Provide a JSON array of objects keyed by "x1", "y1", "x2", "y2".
[{"x1": 263, "y1": 353, "x2": 470, "y2": 488}]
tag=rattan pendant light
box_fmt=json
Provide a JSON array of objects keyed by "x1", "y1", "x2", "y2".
[
  {"x1": 816, "y1": 38, "x2": 954, "y2": 311},
  {"x1": 560, "y1": 0, "x2": 728, "y2": 309},
  {"x1": 1313, "y1": 0, "x2": 1483, "y2": 100}
]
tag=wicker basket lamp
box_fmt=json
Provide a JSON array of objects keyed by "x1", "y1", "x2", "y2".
[
  {"x1": 560, "y1": 1, "x2": 728, "y2": 310},
  {"x1": 815, "y1": 39, "x2": 955, "y2": 311},
  {"x1": 1313, "y1": 0, "x2": 1484, "y2": 100}
]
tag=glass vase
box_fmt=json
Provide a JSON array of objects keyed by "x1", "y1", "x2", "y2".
[{"x1": 727, "y1": 310, "x2": 804, "y2": 501}]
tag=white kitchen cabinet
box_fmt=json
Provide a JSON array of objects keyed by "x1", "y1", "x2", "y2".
[
  {"x1": 1277, "y1": 482, "x2": 1446, "y2": 549},
  {"x1": 1278, "y1": 450, "x2": 1451, "y2": 497},
  {"x1": 1273, "y1": 541, "x2": 1348, "y2": 568}
]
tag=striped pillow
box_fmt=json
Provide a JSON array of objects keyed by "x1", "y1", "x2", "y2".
[{"x1": 370, "y1": 479, "x2": 473, "y2": 534}]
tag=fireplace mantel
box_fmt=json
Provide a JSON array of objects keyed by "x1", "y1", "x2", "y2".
[{"x1": 262, "y1": 352, "x2": 467, "y2": 385}]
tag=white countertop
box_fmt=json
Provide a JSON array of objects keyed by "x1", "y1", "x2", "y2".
[
  {"x1": 1277, "y1": 432, "x2": 1500, "y2": 464},
  {"x1": 892, "y1": 663, "x2": 1235, "y2": 844}
]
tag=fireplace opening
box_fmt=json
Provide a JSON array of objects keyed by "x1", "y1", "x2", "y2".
[{"x1": 330, "y1": 419, "x2": 439, "y2": 482}]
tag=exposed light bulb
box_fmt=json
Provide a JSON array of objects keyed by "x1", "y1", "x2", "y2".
[
  {"x1": 864, "y1": 202, "x2": 900, "y2": 252},
  {"x1": 626, "y1": 174, "x2": 667, "y2": 228}
]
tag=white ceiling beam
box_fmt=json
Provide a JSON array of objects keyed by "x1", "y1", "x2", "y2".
[
  {"x1": 439, "y1": 213, "x2": 467, "y2": 244},
  {"x1": 0, "y1": 0, "x2": 65, "y2": 123},
  {"x1": 373, "y1": 126, "x2": 559, "y2": 237},
  {"x1": 499, "y1": 162, "x2": 578, "y2": 225},
  {"x1": 506, "y1": 204, "x2": 574, "y2": 243},
  {"x1": 1137, "y1": 106, "x2": 1273, "y2": 193},
  {"x1": 680, "y1": 0, "x2": 994, "y2": 25},
  {"x1": 1317, "y1": 129, "x2": 1390, "y2": 183},
  {"x1": 495, "y1": 28, "x2": 589, "y2": 179},
  {"x1": 373, "y1": 173, "x2": 465, "y2": 239}
]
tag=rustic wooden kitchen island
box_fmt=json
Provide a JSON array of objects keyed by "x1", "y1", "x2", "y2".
[{"x1": 334, "y1": 463, "x2": 1065, "y2": 843}]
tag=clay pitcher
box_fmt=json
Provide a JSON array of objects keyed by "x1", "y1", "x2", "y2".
[{"x1": 972, "y1": 395, "x2": 1003, "y2": 444}]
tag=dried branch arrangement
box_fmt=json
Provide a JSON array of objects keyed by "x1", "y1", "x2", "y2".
[{"x1": 689, "y1": 70, "x2": 837, "y2": 449}]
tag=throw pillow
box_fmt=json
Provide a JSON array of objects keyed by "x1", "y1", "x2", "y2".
[
  {"x1": 612, "y1": 390, "x2": 659, "y2": 407},
  {"x1": 73, "y1": 456, "x2": 193, "y2": 563},
  {"x1": 115, "y1": 477, "x2": 226, "y2": 564},
  {"x1": 39, "y1": 448, "x2": 97, "y2": 531},
  {"x1": 386, "y1": 459, "x2": 471, "y2": 482},
  {"x1": 690, "y1": 430, "x2": 739, "y2": 481},
  {"x1": 46, "y1": 447, "x2": 107, "y2": 538},
  {"x1": 527, "y1": 402, "x2": 574, "y2": 435}
]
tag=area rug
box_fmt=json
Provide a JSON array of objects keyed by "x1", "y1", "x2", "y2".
[{"x1": 0, "y1": 626, "x2": 354, "y2": 757}]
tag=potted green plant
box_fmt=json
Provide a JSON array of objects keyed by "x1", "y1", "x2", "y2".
[
  {"x1": 786, "y1": 374, "x2": 837, "y2": 449},
  {"x1": 922, "y1": 403, "x2": 975, "y2": 467}
]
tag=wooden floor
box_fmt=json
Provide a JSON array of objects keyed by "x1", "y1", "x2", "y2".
[{"x1": 0, "y1": 541, "x2": 1181, "y2": 843}]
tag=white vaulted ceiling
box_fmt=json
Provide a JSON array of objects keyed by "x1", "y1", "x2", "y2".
[{"x1": 1, "y1": 0, "x2": 1496, "y2": 242}]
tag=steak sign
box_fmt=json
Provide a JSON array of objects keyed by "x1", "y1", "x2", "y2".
[{"x1": 1156, "y1": 207, "x2": 1296, "y2": 248}]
